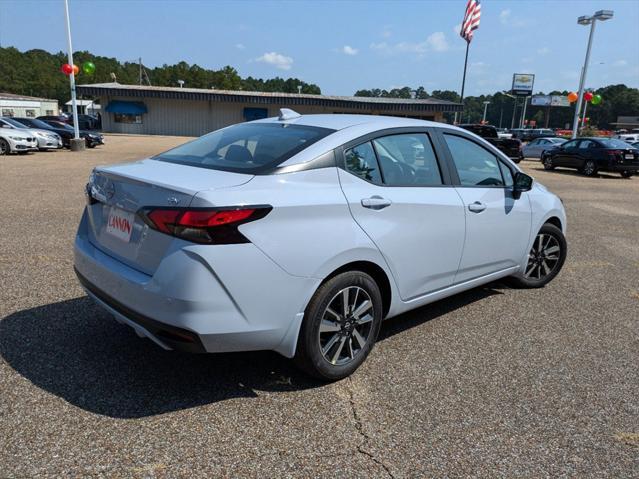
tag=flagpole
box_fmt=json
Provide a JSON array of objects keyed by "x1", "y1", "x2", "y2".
[{"x1": 459, "y1": 40, "x2": 470, "y2": 122}]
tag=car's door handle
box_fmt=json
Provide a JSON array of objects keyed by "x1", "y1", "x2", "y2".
[
  {"x1": 361, "y1": 196, "x2": 392, "y2": 210},
  {"x1": 468, "y1": 201, "x2": 487, "y2": 213}
]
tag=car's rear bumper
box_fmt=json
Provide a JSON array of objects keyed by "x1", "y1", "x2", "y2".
[
  {"x1": 604, "y1": 164, "x2": 639, "y2": 173},
  {"x1": 73, "y1": 210, "x2": 318, "y2": 356}
]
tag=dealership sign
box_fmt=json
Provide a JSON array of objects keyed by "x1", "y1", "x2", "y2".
[
  {"x1": 531, "y1": 95, "x2": 571, "y2": 107},
  {"x1": 512, "y1": 73, "x2": 535, "y2": 96}
]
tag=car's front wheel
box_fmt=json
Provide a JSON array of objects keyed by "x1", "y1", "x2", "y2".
[
  {"x1": 543, "y1": 155, "x2": 555, "y2": 170},
  {"x1": 621, "y1": 170, "x2": 633, "y2": 178},
  {"x1": 294, "y1": 271, "x2": 383, "y2": 380},
  {"x1": 581, "y1": 160, "x2": 597, "y2": 176},
  {"x1": 509, "y1": 223, "x2": 567, "y2": 288}
]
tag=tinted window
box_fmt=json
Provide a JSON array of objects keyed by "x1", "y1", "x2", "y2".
[
  {"x1": 443, "y1": 134, "x2": 504, "y2": 187},
  {"x1": 344, "y1": 142, "x2": 382, "y2": 184},
  {"x1": 563, "y1": 140, "x2": 579, "y2": 148},
  {"x1": 154, "y1": 123, "x2": 333, "y2": 173},
  {"x1": 372, "y1": 133, "x2": 442, "y2": 186},
  {"x1": 579, "y1": 140, "x2": 595, "y2": 149},
  {"x1": 599, "y1": 138, "x2": 634, "y2": 149}
]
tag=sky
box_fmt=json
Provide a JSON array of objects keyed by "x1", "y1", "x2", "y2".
[{"x1": 1, "y1": 0, "x2": 638, "y2": 96}]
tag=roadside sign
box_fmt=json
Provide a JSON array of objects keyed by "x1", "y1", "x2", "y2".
[
  {"x1": 512, "y1": 73, "x2": 535, "y2": 96},
  {"x1": 550, "y1": 95, "x2": 570, "y2": 107},
  {"x1": 531, "y1": 95, "x2": 551, "y2": 106}
]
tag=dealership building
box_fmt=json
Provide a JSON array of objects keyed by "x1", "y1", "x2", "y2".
[
  {"x1": 77, "y1": 83, "x2": 462, "y2": 137},
  {"x1": 0, "y1": 92, "x2": 59, "y2": 118}
]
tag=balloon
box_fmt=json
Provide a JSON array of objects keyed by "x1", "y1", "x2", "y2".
[
  {"x1": 72, "y1": 64, "x2": 80, "y2": 75},
  {"x1": 584, "y1": 91, "x2": 593, "y2": 101},
  {"x1": 82, "y1": 61, "x2": 96, "y2": 75},
  {"x1": 61, "y1": 63, "x2": 73, "y2": 75},
  {"x1": 568, "y1": 92, "x2": 578, "y2": 103},
  {"x1": 591, "y1": 94, "x2": 602, "y2": 105}
]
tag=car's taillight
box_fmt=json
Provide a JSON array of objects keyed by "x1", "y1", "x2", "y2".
[
  {"x1": 139, "y1": 206, "x2": 272, "y2": 244},
  {"x1": 607, "y1": 150, "x2": 623, "y2": 161}
]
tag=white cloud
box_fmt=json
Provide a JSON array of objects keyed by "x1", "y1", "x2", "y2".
[
  {"x1": 537, "y1": 47, "x2": 550, "y2": 56},
  {"x1": 425, "y1": 31, "x2": 449, "y2": 52},
  {"x1": 235, "y1": 43, "x2": 246, "y2": 50},
  {"x1": 613, "y1": 59, "x2": 628, "y2": 67},
  {"x1": 382, "y1": 26, "x2": 392, "y2": 38},
  {"x1": 453, "y1": 23, "x2": 462, "y2": 35},
  {"x1": 370, "y1": 32, "x2": 449, "y2": 55},
  {"x1": 255, "y1": 52, "x2": 293, "y2": 70},
  {"x1": 341, "y1": 45, "x2": 359, "y2": 56},
  {"x1": 499, "y1": 9, "x2": 511, "y2": 24}
]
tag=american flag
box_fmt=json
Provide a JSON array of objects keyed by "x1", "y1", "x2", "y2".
[{"x1": 460, "y1": 0, "x2": 481, "y2": 43}]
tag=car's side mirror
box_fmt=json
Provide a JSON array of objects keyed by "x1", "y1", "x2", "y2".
[{"x1": 512, "y1": 172, "x2": 533, "y2": 199}]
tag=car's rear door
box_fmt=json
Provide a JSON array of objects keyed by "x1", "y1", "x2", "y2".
[
  {"x1": 436, "y1": 130, "x2": 532, "y2": 283},
  {"x1": 337, "y1": 129, "x2": 465, "y2": 300}
]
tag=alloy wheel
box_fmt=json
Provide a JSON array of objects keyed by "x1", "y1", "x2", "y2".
[
  {"x1": 583, "y1": 160, "x2": 596, "y2": 176},
  {"x1": 524, "y1": 233, "x2": 561, "y2": 280},
  {"x1": 318, "y1": 286, "x2": 374, "y2": 366},
  {"x1": 543, "y1": 156, "x2": 553, "y2": 170},
  {"x1": 0, "y1": 140, "x2": 8, "y2": 155}
]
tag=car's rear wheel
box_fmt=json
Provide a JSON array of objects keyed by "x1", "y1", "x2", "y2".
[
  {"x1": 621, "y1": 170, "x2": 633, "y2": 178},
  {"x1": 581, "y1": 160, "x2": 597, "y2": 176},
  {"x1": 0, "y1": 138, "x2": 9, "y2": 155},
  {"x1": 543, "y1": 155, "x2": 555, "y2": 170},
  {"x1": 294, "y1": 271, "x2": 382, "y2": 380},
  {"x1": 509, "y1": 223, "x2": 567, "y2": 288}
]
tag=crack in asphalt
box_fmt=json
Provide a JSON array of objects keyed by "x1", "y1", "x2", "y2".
[{"x1": 346, "y1": 377, "x2": 395, "y2": 478}]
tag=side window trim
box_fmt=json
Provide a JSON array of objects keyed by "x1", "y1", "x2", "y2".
[
  {"x1": 435, "y1": 130, "x2": 508, "y2": 188},
  {"x1": 336, "y1": 127, "x2": 454, "y2": 187}
]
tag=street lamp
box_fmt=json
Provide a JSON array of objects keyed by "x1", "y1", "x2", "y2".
[
  {"x1": 482, "y1": 101, "x2": 490, "y2": 123},
  {"x1": 571, "y1": 10, "x2": 613, "y2": 138}
]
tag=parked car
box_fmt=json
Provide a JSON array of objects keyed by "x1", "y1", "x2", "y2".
[
  {"x1": 459, "y1": 124, "x2": 523, "y2": 162},
  {"x1": 522, "y1": 137, "x2": 567, "y2": 158},
  {"x1": 509, "y1": 129, "x2": 534, "y2": 141},
  {"x1": 74, "y1": 111, "x2": 568, "y2": 380},
  {"x1": 0, "y1": 117, "x2": 63, "y2": 150},
  {"x1": 39, "y1": 113, "x2": 100, "y2": 130},
  {"x1": 13, "y1": 117, "x2": 104, "y2": 148},
  {"x1": 0, "y1": 126, "x2": 37, "y2": 155},
  {"x1": 541, "y1": 137, "x2": 638, "y2": 177},
  {"x1": 496, "y1": 128, "x2": 512, "y2": 139},
  {"x1": 41, "y1": 120, "x2": 104, "y2": 147},
  {"x1": 613, "y1": 133, "x2": 639, "y2": 143}
]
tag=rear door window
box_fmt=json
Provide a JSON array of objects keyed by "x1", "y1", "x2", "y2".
[
  {"x1": 372, "y1": 133, "x2": 443, "y2": 186},
  {"x1": 344, "y1": 142, "x2": 383, "y2": 184}
]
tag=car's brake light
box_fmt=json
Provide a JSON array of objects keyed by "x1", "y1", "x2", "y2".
[
  {"x1": 140, "y1": 206, "x2": 271, "y2": 244},
  {"x1": 607, "y1": 150, "x2": 623, "y2": 160}
]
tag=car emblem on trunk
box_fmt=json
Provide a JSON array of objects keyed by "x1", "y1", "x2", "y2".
[{"x1": 167, "y1": 196, "x2": 180, "y2": 205}]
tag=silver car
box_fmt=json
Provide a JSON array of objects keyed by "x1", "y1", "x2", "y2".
[
  {"x1": 522, "y1": 137, "x2": 567, "y2": 159},
  {"x1": 0, "y1": 117, "x2": 63, "y2": 150}
]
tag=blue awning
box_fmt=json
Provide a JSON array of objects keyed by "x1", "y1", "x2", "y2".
[{"x1": 105, "y1": 101, "x2": 147, "y2": 114}]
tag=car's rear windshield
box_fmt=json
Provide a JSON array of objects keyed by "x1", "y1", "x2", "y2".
[
  {"x1": 599, "y1": 138, "x2": 636, "y2": 149},
  {"x1": 153, "y1": 122, "x2": 335, "y2": 173}
]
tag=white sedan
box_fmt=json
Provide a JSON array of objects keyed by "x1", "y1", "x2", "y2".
[{"x1": 75, "y1": 111, "x2": 567, "y2": 380}]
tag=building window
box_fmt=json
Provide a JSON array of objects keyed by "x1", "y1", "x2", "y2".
[
  {"x1": 46, "y1": 110, "x2": 54, "y2": 116},
  {"x1": 2, "y1": 109, "x2": 14, "y2": 117},
  {"x1": 114, "y1": 113, "x2": 143, "y2": 124},
  {"x1": 25, "y1": 109, "x2": 36, "y2": 117}
]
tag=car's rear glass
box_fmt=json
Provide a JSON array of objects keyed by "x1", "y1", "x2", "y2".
[
  {"x1": 153, "y1": 123, "x2": 335, "y2": 173},
  {"x1": 599, "y1": 138, "x2": 636, "y2": 149}
]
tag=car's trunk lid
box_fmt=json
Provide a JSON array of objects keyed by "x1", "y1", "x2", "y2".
[{"x1": 86, "y1": 159, "x2": 253, "y2": 275}]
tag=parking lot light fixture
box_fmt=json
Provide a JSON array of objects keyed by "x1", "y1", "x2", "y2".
[{"x1": 571, "y1": 10, "x2": 613, "y2": 139}]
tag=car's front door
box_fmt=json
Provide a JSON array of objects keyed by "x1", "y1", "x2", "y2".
[
  {"x1": 337, "y1": 130, "x2": 465, "y2": 300},
  {"x1": 555, "y1": 139, "x2": 580, "y2": 168},
  {"x1": 575, "y1": 139, "x2": 597, "y2": 170},
  {"x1": 438, "y1": 132, "x2": 532, "y2": 283}
]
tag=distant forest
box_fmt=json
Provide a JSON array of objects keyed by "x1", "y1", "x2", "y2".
[{"x1": 1, "y1": 46, "x2": 637, "y2": 129}]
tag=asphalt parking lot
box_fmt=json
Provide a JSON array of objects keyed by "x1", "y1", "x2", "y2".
[{"x1": 1, "y1": 135, "x2": 637, "y2": 477}]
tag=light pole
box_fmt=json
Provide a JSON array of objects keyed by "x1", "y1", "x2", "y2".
[
  {"x1": 482, "y1": 101, "x2": 490, "y2": 123},
  {"x1": 63, "y1": 0, "x2": 84, "y2": 150},
  {"x1": 503, "y1": 91, "x2": 517, "y2": 130},
  {"x1": 571, "y1": 10, "x2": 613, "y2": 139}
]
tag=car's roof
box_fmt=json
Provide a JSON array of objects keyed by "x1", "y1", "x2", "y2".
[{"x1": 255, "y1": 113, "x2": 442, "y2": 132}]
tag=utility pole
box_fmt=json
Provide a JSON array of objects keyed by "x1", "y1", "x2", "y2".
[
  {"x1": 63, "y1": 0, "x2": 84, "y2": 151},
  {"x1": 520, "y1": 96, "x2": 529, "y2": 129}
]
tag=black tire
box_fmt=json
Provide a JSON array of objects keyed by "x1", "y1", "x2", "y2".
[
  {"x1": 294, "y1": 271, "x2": 383, "y2": 381},
  {"x1": 542, "y1": 155, "x2": 555, "y2": 170},
  {"x1": 509, "y1": 223, "x2": 567, "y2": 289},
  {"x1": 621, "y1": 171, "x2": 633, "y2": 178},
  {"x1": 0, "y1": 138, "x2": 9, "y2": 155},
  {"x1": 581, "y1": 159, "x2": 597, "y2": 176}
]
